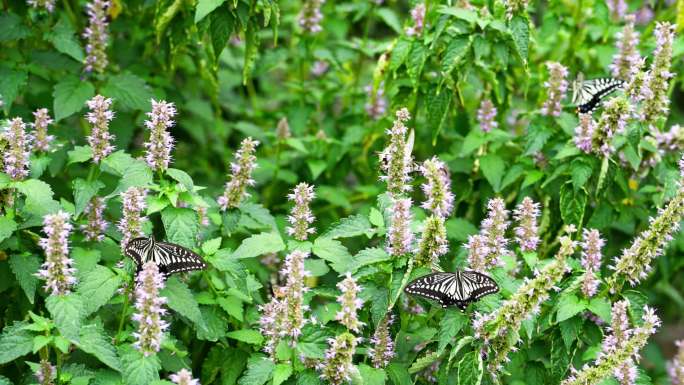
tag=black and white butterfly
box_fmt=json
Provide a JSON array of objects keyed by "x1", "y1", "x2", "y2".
[
  {"x1": 404, "y1": 270, "x2": 499, "y2": 310},
  {"x1": 572, "y1": 74, "x2": 626, "y2": 114},
  {"x1": 124, "y1": 236, "x2": 207, "y2": 276}
]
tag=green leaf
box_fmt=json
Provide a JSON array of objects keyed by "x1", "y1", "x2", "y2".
[
  {"x1": 352, "y1": 247, "x2": 391, "y2": 272},
  {"x1": 509, "y1": 16, "x2": 530, "y2": 62},
  {"x1": 0, "y1": 67, "x2": 27, "y2": 112},
  {"x1": 438, "y1": 310, "x2": 467, "y2": 354},
  {"x1": 359, "y1": 364, "x2": 386, "y2": 385},
  {"x1": 559, "y1": 316, "x2": 582, "y2": 350},
  {"x1": 588, "y1": 297, "x2": 612, "y2": 324},
  {"x1": 389, "y1": 37, "x2": 411, "y2": 72},
  {"x1": 312, "y1": 237, "x2": 354, "y2": 274},
  {"x1": 571, "y1": 159, "x2": 593, "y2": 190},
  {"x1": 272, "y1": 364, "x2": 293, "y2": 385},
  {"x1": 226, "y1": 329, "x2": 264, "y2": 345},
  {"x1": 387, "y1": 364, "x2": 412, "y2": 385},
  {"x1": 556, "y1": 294, "x2": 587, "y2": 322},
  {"x1": 209, "y1": 6, "x2": 235, "y2": 60},
  {"x1": 407, "y1": 42, "x2": 427, "y2": 85},
  {"x1": 0, "y1": 215, "x2": 17, "y2": 243},
  {"x1": 15, "y1": 179, "x2": 60, "y2": 219},
  {"x1": 76, "y1": 265, "x2": 122, "y2": 317},
  {"x1": 78, "y1": 323, "x2": 122, "y2": 372},
  {"x1": 445, "y1": 218, "x2": 478, "y2": 242},
  {"x1": 72, "y1": 179, "x2": 104, "y2": 216},
  {"x1": 238, "y1": 355, "x2": 275, "y2": 385},
  {"x1": 166, "y1": 168, "x2": 194, "y2": 192},
  {"x1": 243, "y1": 20, "x2": 259, "y2": 85},
  {"x1": 53, "y1": 77, "x2": 95, "y2": 121},
  {"x1": 0, "y1": 321, "x2": 33, "y2": 364},
  {"x1": 202, "y1": 237, "x2": 222, "y2": 255},
  {"x1": 161, "y1": 277, "x2": 203, "y2": 326},
  {"x1": 121, "y1": 346, "x2": 161, "y2": 385},
  {"x1": 8, "y1": 254, "x2": 41, "y2": 304},
  {"x1": 0, "y1": 13, "x2": 30, "y2": 42},
  {"x1": 68, "y1": 146, "x2": 94, "y2": 165},
  {"x1": 479, "y1": 154, "x2": 506, "y2": 192},
  {"x1": 376, "y1": 8, "x2": 402, "y2": 33},
  {"x1": 102, "y1": 73, "x2": 154, "y2": 111},
  {"x1": 560, "y1": 183, "x2": 587, "y2": 226},
  {"x1": 217, "y1": 296, "x2": 244, "y2": 321},
  {"x1": 46, "y1": 294, "x2": 84, "y2": 342},
  {"x1": 323, "y1": 214, "x2": 372, "y2": 239},
  {"x1": 427, "y1": 89, "x2": 452, "y2": 143},
  {"x1": 409, "y1": 351, "x2": 441, "y2": 374},
  {"x1": 232, "y1": 232, "x2": 285, "y2": 259},
  {"x1": 161, "y1": 207, "x2": 199, "y2": 249},
  {"x1": 441, "y1": 36, "x2": 471, "y2": 74},
  {"x1": 48, "y1": 16, "x2": 84, "y2": 62},
  {"x1": 457, "y1": 351, "x2": 483, "y2": 385},
  {"x1": 195, "y1": 0, "x2": 227, "y2": 23}
]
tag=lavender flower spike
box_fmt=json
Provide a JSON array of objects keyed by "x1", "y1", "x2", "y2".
[
  {"x1": 540, "y1": 62, "x2": 569, "y2": 117},
  {"x1": 668, "y1": 340, "x2": 684, "y2": 385},
  {"x1": 594, "y1": 96, "x2": 632, "y2": 156},
  {"x1": 27, "y1": 0, "x2": 55, "y2": 12},
  {"x1": 574, "y1": 113, "x2": 596, "y2": 154},
  {"x1": 479, "y1": 197, "x2": 511, "y2": 268},
  {"x1": 282, "y1": 250, "x2": 311, "y2": 340},
  {"x1": 336, "y1": 272, "x2": 364, "y2": 332},
  {"x1": 298, "y1": 0, "x2": 325, "y2": 34},
  {"x1": 31, "y1": 108, "x2": 54, "y2": 152},
  {"x1": 169, "y1": 368, "x2": 200, "y2": 385},
  {"x1": 405, "y1": 3, "x2": 426, "y2": 37},
  {"x1": 83, "y1": 0, "x2": 110, "y2": 73},
  {"x1": 34, "y1": 359, "x2": 56, "y2": 385},
  {"x1": 286, "y1": 183, "x2": 316, "y2": 241},
  {"x1": 420, "y1": 156, "x2": 454, "y2": 218},
  {"x1": 36, "y1": 211, "x2": 77, "y2": 295},
  {"x1": 513, "y1": 197, "x2": 541, "y2": 252},
  {"x1": 379, "y1": 108, "x2": 414, "y2": 195},
  {"x1": 606, "y1": 0, "x2": 627, "y2": 20},
  {"x1": 117, "y1": 187, "x2": 148, "y2": 251},
  {"x1": 85, "y1": 95, "x2": 116, "y2": 163},
  {"x1": 477, "y1": 98, "x2": 498, "y2": 133},
  {"x1": 386, "y1": 197, "x2": 414, "y2": 256},
  {"x1": 580, "y1": 229, "x2": 605, "y2": 298},
  {"x1": 81, "y1": 196, "x2": 109, "y2": 242},
  {"x1": 465, "y1": 234, "x2": 492, "y2": 273},
  {"x1": 415, "y1": 215, "x2": 448, "y2": 269},
  {"x1": 369, "y1": 315, "x2": 395, "y2": 368},
  {"x1": 318, "y1": 333, "x2": 358, "y2": 385},
  {"x1": 2, "y1": 117, "x2": 31, "y2": 181},
  {"x1": 610, "y1": 15, "x2": 641, "y2": 82},
  {"x1": 641, "y1": 22, "x2": 676, "y2": 127},
  {"x1": 365, "y1": 82, "x2": 387, "y2": 120},
  {"x1": 144, "y1": 99, "x2": 177, "y2": 172},
  {"x1": 132, "y1": 261, "x2": 169, "y2": 356},
  {"x1": 217, "y1": 137, "x2": 260, "y2": 211},
  {"x1": 258, "y1": 299, "x2": 286, "y2": 357},
  {"x1": 504, "y1": 0, "x2": 529, "y2": 20}
]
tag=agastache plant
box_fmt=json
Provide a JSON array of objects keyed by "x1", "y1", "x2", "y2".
[
  {"x1": 574, "y1": 113, "x2": 597, "y2": 154},
  {"x1": 258, "y1": 299, "x2": 286, "y2": 357},
  {"x1": 31, "y1": 108, "x2": 53, "y2": 152},
  {"x1": 368, "y1": 315, "x2": 395, "y2": 369},
  {"x1": 298, "y1": 0, "x2": 325, "y2": 34},
  {"x1": 81, "y1": 196, "x2": 108, "y2": 242},
  {"x1": 2, "y1": 117, "x2": 31, "y2": 181},
  {"x1": 169, "y1": 368, "x2": 200, "y2": 385},
  {"x1": 34, "y1": 359, "x2": 56, "y2": 385},
  {"x1": 477, "y1": 98, "x2": 498, "y2": 133},
  {"x1": 512, "y1": 197, "x2": 541, "y2": 252},
  {"x1": 504, "y1": 0, "x2": 529, "y2": 19},
  {"x1": 281, "y1": 250, "x2": 310, "y2": 340},
  {"x1": 419, "y1": 156, "x2": 454, "y2": 218},
  {"x1": 475, "y1": 197, "x2": 511, "y2": 270},
  {"x1": 85, "y1": 95, "x2": 116, "y2": 163},
  {"x1": 217, "y1": 137, "x2": 259, "y2": 211},
  {"x1": 335, "y1": 272, "x2": 364, "y2": 333},
  {"x1": 473, "y1": 236, "x2": 576, "y2": 372},
  {"x1": 286, "y1": 183, "x2": 316, "y2": 241},
  {"x1": 610, "y1": 15, "x2": 641, "y2": 82},
  {"x1": 365, "y1": 82, "x2": 387, "y2": 120},
  {"x1": 405, "y1": 3, "x2": 426, "y2": 36},
  {"x1": 82, "y1": 0, "x2": 110, "y2": 73},
  {"x1": 579, "y1": 229, "x2": 605, "y2": 297},
  {"x1": 36, "y1": 211, "x2": 77, "y2": 296},
  {"x1": 414, "y1": 215, "x2": 448, "y2": 269},
  {"x1": 593, "y1": 96, "x2": 632, "y2": 156},
  {"x1": 27, "y1": 0, "x2": 55, "y2": 12},
  {"x1": 144, "y1": 99, "x2": 177, "y2": 172},
  {"x1": 386, "y1": 197, "x2": 414, "y2": 256},
  {"x1": 117, "y1": 187, "x2": 147, "y2": 250},
  {"x1": 132, "y1": 261, "x2": 169, "y2": 356},
  {"x1": 606, "y1": 0, "x2": 627, "y2": 20},
  {"x1": 379, "y1": 108, "x2": 414, "y2": 195},
  {"x1": 640, "y1": 22, "x2": 676, "y2": 127},
  {"x1": 317, "y1": 333, "x2": 358, "y2": 385},
  {"x1": 668, "y1": 340, "x2": 684, "y2": 385},
  {"x1": 540, "y1": 61, "x2": 569, "y2": 117}
]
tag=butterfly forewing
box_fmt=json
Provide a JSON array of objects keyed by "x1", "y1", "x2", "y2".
[
  {"x1": 573, "y1": 77, "x2": 626, "y2": 113},
  {"x1": 123, "y1": 237, "x2": 207, "y2": 277},
  {"x1": 124, "y1": 237, "x2": 153, "y2": 268},
  {"x1": 404, "y1": 270, "x2": 499, "y2": 310}
]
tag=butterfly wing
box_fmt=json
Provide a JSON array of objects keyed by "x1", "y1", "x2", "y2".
[
  {"x1": 153, "y1": 241, "x2": 207, "y2": 276},
  {"x1": 124, "y1": 237, "x2": 153, "y2": 271},
  {"x1": 460, "y1": 270, "x2": 500, "y2": 302},
  {"x1": 576, "y1": 78, "x2": 625, "y2": 113},
  {"x1": 404, "y1": 273, "x2": 466, "y2": 309}
]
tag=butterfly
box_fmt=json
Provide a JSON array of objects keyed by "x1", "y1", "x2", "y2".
[
  {"x1": 124, "y1": 236, "x2": 207, "y2": 277},
  {"x1": 572, "y1": 74, "x2": 626, "y2": 114},
  {"x1": 404, "y1": 270, "x2": 499, "y2": 310}
]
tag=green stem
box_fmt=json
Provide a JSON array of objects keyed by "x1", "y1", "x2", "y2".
[
  {"x1": 115, "y1": 288, "x2": 131, "y2": 345},
  {"x1": 61, "y1": 0, "x2": 78, "y2": 27}
]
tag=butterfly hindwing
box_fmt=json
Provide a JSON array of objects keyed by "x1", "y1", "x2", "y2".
[
  {"x1": 460, "y1": 270, "x2": 500, "y2": 301},
  {"x1": 123, "y1": 237, "x2": 207, "y2": 277},
  {"x1": 572, "y1": 77, "x2": 626, "y2": 113},
  {"x1": 124, "y1": 237, "x2": 153, "y2": 269},
  {"x1": 404, "y1": 270, "x2": 499, "y2": 310}
]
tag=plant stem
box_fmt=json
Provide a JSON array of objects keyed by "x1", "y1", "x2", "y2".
[{"x1": 115, "y1": 287, "x2": 131, "y2": 345}]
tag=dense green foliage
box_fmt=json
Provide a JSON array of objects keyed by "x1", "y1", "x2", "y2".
[{"x1": 2, "y1": 0, "x2": 684, "y2": 384}]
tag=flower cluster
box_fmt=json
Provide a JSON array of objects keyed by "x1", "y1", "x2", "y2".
[
  {"x1": 473, "y1": 236, "x2": 575, "y2": 372},
  {"x1": 85, "y1": 95, "x2": 116, "y2": 163},
  {"x1": 31, "y1": 108, "x2": 54, "y2": 152},
  {"x1": 513, "y1": 197, "x2": 540, "y2": 252},
  {"x1": 594, "y1": 96, "x2": 632, "y2": 156},
  {"x1": 27, "y1": 0, "x2": 55, "y2": 12},
  {"x1": 258, "y1": 299, "x2": 286, "y2": 357},
  {"x1": 379, "y1": 108, "x2": 414, "y2": 195},
  {"x1": 504, "y1": 0, "x2": 529, "y2": 19},
  {"x1": 606, "y1": 0, "x2": 627, "y2": 20},
  {"x1": 562, "y1": 303, "x2": 660, "y2": 385},
  {"x1": 477, "y1": 98, "x2": 498, "y2": 133},
  {"x1": 317, "y1": 333, "x2": 358, "y2": 385},
  {"x1": 419, "y1": 157, "x2": 454, "y2": 218},
  {"x1": 81, "y1": 196, "x2": 109, "y2": 242},
  {"x1": 574, "y1": 113, "x2": 597, "y2": 154},
  {"x1": 34, "y1": 359, "x2": 56, "y2": 385},
  {"x1": 415, "y1": 215, "x2": 448, "y2": 269},
  {"x1": 579, "y1": 229, "x2": 605, "y2": 297},
  {"x1": 386, "y1": 197, "x2": 414, "y2": 256},
  {"x1": 286, "y1": 183, "x2": 316, "y2": 241},
  {"x1": 2, "y1": 117, "x2": 31, "y2": 180},
  {"x1": 540, "y1": 61, "x2": 569, "y2": 117},
  {"x1": 365, "y1": 83, "x2": 387, "y2": 120},
  {"x1": 468, "y1": 197, "x2": 511, "y2": 271},
  {"x1": 117, "y1": 187, "x2": 147, "y2": 250},
  {"x1": 640, "y1": 22, "x2": 676, "y2": 127},
  {"x1": 405, "y1": 3, "x2": 426, "y2": 37},
  {"x1": 169, "y1": 368, "x2": 200, "y2": 385},
  {"x1": 132, "y1": 262, "x2": 169, "y2": 356},
  {"x1": 36, "y1": 211, "x2": 77, "y2": 296},
  {"x1": 669, "y1": 340, "x2": 684, "y2": 385},
  {"x1": 217, "y1": 137, "x2": 259, "y2": 210},
  {"x1": 298, "y1": 0, "x2": 325, "y2": 34},
  {"x1": 144, "y1": 99, "x2": 177, "y2": 172},
  {"x1": 336, "y1": 272, "x2": 364, "y2": 332},
  {"x1": 310, "y1": 60, "x2": 329, "y2": 77},
  {"x1": 276, "y1": 117, "x2": 291, "y2": 140},
  {"x1": 610, "y1": 15, "x2": 641, "y2": 82},
  {"x1": 83, "y1": 0, "x2": 110, "y2": 73},
  {"x1": 368, "y1": 315, "x2": 395, "y2": 368}
]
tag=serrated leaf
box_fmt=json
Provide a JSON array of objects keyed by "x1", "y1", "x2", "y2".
[
  {"x1": 238, "y1": 356, "x2": 275, "y2": 385},
  {"x1": 0, "y1": 321, "x2": 33, "y2": 364},
  {"x1": 102, "y1": 73, "x2": 154, "y2": 111},
  {"x1": 9, "y1": 254, "x2": 40, "y2": 303},
  {"x1": 560, "y1": 183, "x2": 587, "y2": 226},
  {"x1": 15, "y1": 179, "x2": 60, "y2": 219},
  {"x1": 323, "y1": 214, "x2": 372, "y2": 240},
  {"x1": 243, "y1": 20, "x2": 259, "y2": 84},
  {"x1": 195, "y1": 0, "x2": 227, "y2": 23},
  {"x1": 76, "y1": 265, "x2": 121, "y2": 316},
  {"x1": 166, "y1": 168, "x2": 194, "y2": 192},
  {"x1": 409, "y1": 351, "x2": 441, "y2": 374},
  {"x1": 226, "y1": 329, "x2": 264, "y2": 345},
  {"x1": 0, "y1": 216, "x2": 18, "y2": 243},
  {"x1": 0, "y1": 13, "x2": 30, "y2": 42},
  {"x1": 210, "y1": 6, "x2": 235, "y2": 59},
  {"x1": 445, "y1": 218, "x2": 478, "y2": 242},
  {"x1": 73, "y1": 178, "x2": 104, "y2": 216},
  {"x1": 359, "y1": 364, "x2": 386, "y2": 385},
  {"x1": 457, "y1": 351, "x2": 482, "y2": 385},
  {"x1": 557, "y1": 294, "x2": 587, "y2": 322},
  {"x1": 0, "y1": 67, "x2": 27, "y2": 112},
  {"x1": 78, "y1": 323, "x2": 122, "y2": 372},
  {"x1": 202, "y1": 237, "x2": 222, "y2": 255},
  {"x1": 571, "y1": 160, "x2": 593, "y2": 189},
  {"x1": 427, "y1": 89, "x2": 452, "y2": 142},
  {"x1": 161, "y1": 207, "x2": 199, "y2": 249},
  {"x1": 217, "y1": 296, "x2": 244, "y2": 321},
  {"x1": 46, "y1": 294, "x2": 84, "y2": 342},
  {"x1": 407, "y1": 42, "x2": 427, "y2": 85},
  {"x1": 509, "y1": 16, "x2": 529, "y2": 62},
  {"x1": 441, "y1": 36, "x2": 471, "y2": 74},
  {"x1": 352, "y1": 247, "x2": 391, "y2": 272},
  {"x1": 161, "y1": 277, "x2": 203, "y2": 326},
  {"x1": 48, "y1": 16, "x2": 84, "y2": 62},
  {"x1": 312, "y1": 237, "x2": 354, "y2": 273},
  {"x1": 53, "y1": 77, "x2": 95, "y2": 121},
  {"x1": 438, "y1": 310, "x2": 467, "y2": 354},
  {"x1": 273, "y1": 364, "x2": 293, "y2": 385},
  {"x1": 479, "y1": 154, "x2": 506, "y2": 192},
  {"x1": 121, "y1": 346, "x2": 161, "y2": 385},
  {"x1": 68, "y1": 146, "x2": 94, "y2": 165},
  {"x1": 588, "y1": 297, "x2": 612, "y2": 324},
  {"x1": 232, "y1": 232, "x2": 285, "y2": 259},
  {"x1": 389, "y1": 37, "x2": 411, "y2": 72}
]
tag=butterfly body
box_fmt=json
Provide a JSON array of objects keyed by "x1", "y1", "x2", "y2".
[
  {"x1": 124, "y1": 236, "x2": 207, "y2": 277},
  {"x1": 404, "y1": 270, "x2": 499, "y2": 310},
  {"x1": 572, "y1": 77, "x2": 626, "y2": 114}
]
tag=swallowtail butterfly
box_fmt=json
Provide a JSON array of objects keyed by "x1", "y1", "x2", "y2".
[
  {"x1": 124, "y1": 236, "x2": 207, "y2": 277},
  {"x1": 404, "y1": 270, "x2": 499, "y2": 310},
  {"x1": 572, "y1": 74, "x2": 626, "y2": 114}
]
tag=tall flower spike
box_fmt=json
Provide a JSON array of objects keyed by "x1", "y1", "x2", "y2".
[
  {"x1": 419, "y1": 157, "x2": 454, "y2": 218},
  {"x1": 85, "y1": 95, "x2": 116, "y2": 163},
  {"x1": 504, "y1": 0, "x2": 529, "y2": 19},
  {"x1": 83, "y1": 0, "x2": 110, "y2": 73},
  {"x1": 465, "y1": 234, "x2": 491, "y2": 272},
  {"x1": 281, "y1": 250, "x2": 310, "y2": 340},
  {"x1": 34, "y1": 359, "x2": 56, "y2": 385},
  {"x1": 286, "y1": 183, "x2": 316, "y2": 241},
  {"x1": 474, "y1": 237, "x2": 575, "y2": 372},
  {"x1": 317, "y1": 333, "x2": 358, "y2": 385},
  {"x1": 606, "y1": 0, "x2": 627, "y2": 20},
  {"x1": 369, "y1": 315, "x2": 395, "y2": 369},
  {"x1": 562, "y1": 305, "x2": 660, "y2": 385},
  {"x1": 81, "y1": 196, "x2": 109, "y2": 242},
  {"x1": 365, "y1": 82, "x2": 387, "y2": 120},
  {"x1": 31, "y1": 108, "x2": 54, "y2": 152},
  {"x1": 132, "y1": 261, "x2": 169, "y2": 356},
  {"x1": 477, "y1": 98, "x2": 498, "y2": 133},
  {"x1": 298, "y1": 0, "x2": 325, "y2": 34},
  {"x1": 336, "y1": 272, "x2": 364, "y2": 332},
  {"x1": 144, "y1": 99, "x2": 176, "y2": 172},
  {"x1": 379, "y1": 108, "x2": 414, "y2": 195},
  {"x1": 668, "y1": 340, "x2": 684, "y2": 385},
  {"x1": 540, "y1": 62, "x2": 569, "y2": 117},
  {"x1": 36, "y1": 211, "x2": 77, "y2": 295},
  {"x1": 27, "y1": 0, "x2": 55, "y2": 12},
  {"x1": 594, "y1": 97, "x2": 632, "y2": 156},
  {"x1": 405, "y1": 3, "x2": 426, "y2": 36},
  {"x1": 117, "y1": 187, "x2": 147, "y2": 251},
  {"x1": 611, "y1": 15, "x2": 641, "y2": 82},
  {"x1": 513, "y1": 197, "x2": 541, "y2": 252},
  {"x1": 574, "y1": 113, "x2": 597, "y2": 154},
  {"x1": 386, "y1": 197, "x2": 414, "y2": 256},
  {"x1": 641, "y1": 22, "x2": 676, "y2": 127},
  {"x1": 478, "y1": 197, "x2": 511, "y2": 269},
  {"x1": 258, "y1": 298, "x2": 286, "y2": 357},
  {"x1": 415, "y1": 215, "x2": 448, "y2": 269},
  {"x1": 2, "y1": 118, "x2": 31, "y2": 181},
  {"x1": 217, "y1": 137, "x2": 260, "y2": 211},
  {"x1": 169, "y1": 368, "x2": 200, "y2": 385},
  {"x1": 580, "y1": 229, "x2": 605, "y2": 298}
]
